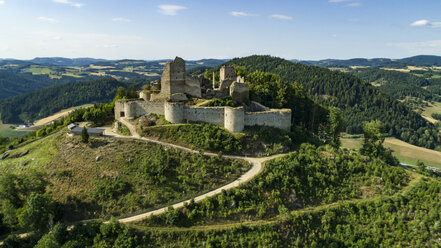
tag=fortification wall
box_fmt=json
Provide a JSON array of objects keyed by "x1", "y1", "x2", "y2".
[
  {"x1": 245, "y1": 109, "x2": 292, "y2": 131},
  {"x1": 115, "y1": 99, "x2": 292, "y2": 133},
  {"x1": 165, "y1": 102, "x2": 185, "y2": 123},
  {"x1": 185, "y1": 106, "x2": 225, "y2": 126},
  {"x1": 224, "y1": 107, "x2": 245, "y2": 132},
  {"x1": 115, "y1": 100, "x2": 165, "y2": 120},
  {"x1": 115, "y1": 101, "x2": 125, "y2": 118},
  {"x1": 144, "y1": 101, "x2": 165, "y2": 115}
]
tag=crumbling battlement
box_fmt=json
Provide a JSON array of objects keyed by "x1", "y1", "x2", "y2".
[{"x1": 115, "y1": 57, "x2": 292, "y2": 132}]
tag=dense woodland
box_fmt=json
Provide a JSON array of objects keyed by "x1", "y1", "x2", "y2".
[
  {"x1": 0, "y1": 78, "x2": 141, "y2": 124},
  {"x1": 218, "y1": 55, "x2": 441, "y2": 149},
  {"x1": 352, "y1": 69, "x2": 438, "y2": 101},
  {"x1": 0, "y1": 70, "x2": 95, "y2": 100}
]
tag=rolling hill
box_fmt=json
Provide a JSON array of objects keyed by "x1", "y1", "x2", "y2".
[
  {"x1": 221, "y1": 55, "x2": 440, "y2": 149},
  {"x1": 0, "y1": 78, "x2": 132, "y2": 124}
]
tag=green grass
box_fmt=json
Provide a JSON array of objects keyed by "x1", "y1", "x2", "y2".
[
  {"x1": 0, "y1": 121, "x2": 31, "y2": 138},
  {"x1": 341, "y1": 137, "x2": 441, "y2": 168},
  {"x1": 0, "y1": 130, "x2": 248, "y2": 221}
]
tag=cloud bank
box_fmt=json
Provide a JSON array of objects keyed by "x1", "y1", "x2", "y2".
[
  {"x1": 411, "y1": 19, "x2": 441, "y2": 28},
  {"x1": 270, "y1": 14, "x2": 293, "y2": 20},
  {"x1": 158, "y1": 5, "x2": 186, "y2": 16},
  {"x1": 52, "y1": 0, "x2": 83, "y2": 8},
  {"x1": 230, "y1": 11, "x2": 258, "y2": 17}
]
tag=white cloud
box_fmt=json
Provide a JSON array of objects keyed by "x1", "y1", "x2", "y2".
[
  {"x1": 270, "y1": 14, "x2": 292, "y2": 20},
  {"x1": 411, "y1": 20, "x2": 429, "y2": 27},
  {"x1": 53, "y1": 36, "x2": 62, "y2": 40},
  {"x1": 411, "y1": 19, "x2": 441, "y2": 28},
  {"x1": 329, "y1": 0, "x2": 361, "y2": 7},
  {"x1": 158, "y1": 5, "x2": 186, "y2": 16},
  {"x1": 112, "y1": 17, "x2": 131, "y2": 22},
  {"x1": 230, "y1": 11, "x2": 258, "y2": 17},
  {"x1": 346, "y1": 2, "x2": 361, "y2": 7},
  {"x1": 0, "y1": 0, "x2": 5, "y2": 5},
  {"x1": 52, "y1": 0, "x2": 83, "y2": 8},
  {"x1": 37, "y1": 16, "x2": 57, "y2": 23}
]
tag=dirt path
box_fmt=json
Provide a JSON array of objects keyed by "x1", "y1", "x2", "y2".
[
  {"x1": 102, "y1": 118, "x2": 287, "y2": 223},
  {"x1": 132, "y1": 169, "x2": 425, "y2": 232},
  {"x1": 33, "y1": 104, "x2": 92, "y2": 127}
]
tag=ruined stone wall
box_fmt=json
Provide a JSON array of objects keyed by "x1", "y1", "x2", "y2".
[
  {"x1": 185, "y1": 106, "x2": 225, "y2": 126},
  {"x1": 115, "y1": 99, "x2": 292, "y2": 133},
  {"x1": 185, "y1": 76, "x2": 202, "y2": 98},
  {"x1": 224, "y1": 107, "x2": 245, "y2": 132},
  {"x1": 114, "y1": 101, "x2": 125, "y2": 118},
  {"x1": 244, "y1": 109, "x2": 292, "y2": 131},
  {"x1": 164, "y1": 102, "x2": 185, "y2": 123},
  {"x1": 220, "y1": 66, "x2": 235, "y2": 81},
  {"x1": 169, "y1": 57, "x2": 186, "y2": 95},
  {"x1": 115, "y1": 100, "x2": 165, "y2": 120}
]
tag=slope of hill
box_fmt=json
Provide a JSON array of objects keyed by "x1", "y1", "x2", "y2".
[
  {"x1": 29, "y1": 57, "x2": 109, "y2": 66},
  {"x1": 0, "y1": 70, "x2": 98, "y2": 100},
  {"x1": 353, "y1": 69, "x2": 437, "y2": 101},
  {"x1": 398, "y1": 55, "x2": 441, "y2": 66},
  {"x1": 0, "y1": 78, "x2": 132, "y2": 124},
  {"x1": 301, "y1": 55, "x2": 441, "y2": 68},
  {"x1": 222, "y1": 55, "x2": 440, "y2": 149}
]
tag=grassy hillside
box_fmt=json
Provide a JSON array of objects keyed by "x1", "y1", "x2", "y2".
[
  {"x1": 139, "y1": 123, "x2": 315, "y2": 156},
  {"x1": 0, "y1": 130, "x2": 248, "y2": 222},
  {"x1": 342, "y1": 136, "x2": 441, "y2": 169}
]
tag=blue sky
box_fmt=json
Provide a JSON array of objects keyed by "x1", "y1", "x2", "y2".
[{"x1": 0, "y1": 0, "x2": 440, "y2": 60}]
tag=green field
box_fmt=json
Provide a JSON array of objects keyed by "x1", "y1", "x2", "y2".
[
  {"x1": 421, "y1": 101, "x2": 441, "y2": 123},
  {"x1": 341, "y1": 137, "x2": 441, "y2": 168},
  {"x1": 0, "y1": 122, "x2": 31, "y2": 138}
]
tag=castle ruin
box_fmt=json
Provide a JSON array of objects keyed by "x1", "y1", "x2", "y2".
[{"x1": 115, "y1": 57, "x2": 292, "y2": 132}]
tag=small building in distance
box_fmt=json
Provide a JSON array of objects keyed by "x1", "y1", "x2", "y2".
[{"x1": 67, "y1": 123, "x2": 105, "y2": 137}]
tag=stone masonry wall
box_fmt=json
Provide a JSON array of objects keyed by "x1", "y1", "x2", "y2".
[
  {"x1": 244, "y1": 109, "x2": 292, "y2": 131},
  {"x1": 184, "y1": 106, "x2": 225, "y2": 126}
]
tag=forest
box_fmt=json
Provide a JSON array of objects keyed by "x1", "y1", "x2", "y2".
[
  {"x1": 218, "y1": 55, "x2": 441, "y2": 149},
  {"x1": 0, "y1": 70, "x2": 96, "y2": 100},
  {"x1": 0, "y1": 78, "x2": 141, "y2": 124}
]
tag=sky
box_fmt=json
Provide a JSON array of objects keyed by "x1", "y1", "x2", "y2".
[{"x1": 0, "y1": 0, "x2": 440, "y2": 60}]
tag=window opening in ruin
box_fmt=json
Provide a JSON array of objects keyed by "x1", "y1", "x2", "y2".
[{"x1": 120, "y1": 111, "x2": 125, "y2": 117}]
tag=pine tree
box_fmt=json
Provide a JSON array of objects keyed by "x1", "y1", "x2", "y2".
[{"x1": 81, "y1": 127, "x2": 89, "y2": 143}]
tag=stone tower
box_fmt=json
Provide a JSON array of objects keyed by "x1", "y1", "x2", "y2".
[
  {"x1": 220, "y1": 66, "x2": 235, "y2": 82},
  {"x1": 160, "y1": 57, "x2": 186, "y2": 96}
]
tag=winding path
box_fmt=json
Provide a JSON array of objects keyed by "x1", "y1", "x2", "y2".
[
  {"x1": 107, "y1": 118, "x2": 287, "y2": 223},
  {"x1": 0, "y1": 120, "x2": 285, "y2": 245}
]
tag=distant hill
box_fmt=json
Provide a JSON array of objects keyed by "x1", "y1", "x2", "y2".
[
  {"x1": 0, "y1": 58, "x2": 227, "y2": 100},
  {"x1": 29, "y1": 57, "x2": 109, "y2": 66},
  {"x1": 300, "y1": 55, "x2": 441, "y2": 68},
  {"x1": 222, "y1": 55, "x2": 440, "y2": 149},
  {"x1": 0, "y1": 70, "x2": 98, "y2": 100},
  {"x1": 398, "y1": 55, "x2": 441, "y2": 66},
  {"x1": 0, "y1": 78, "x2": 132, "y2": 124}
]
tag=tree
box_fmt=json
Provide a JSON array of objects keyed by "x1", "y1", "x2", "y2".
[
  {"x1": 17, "y1": 193, "x2": 55, "y2": 233},
  {"x1": 327, "y1": 107, "x2": 344, "y2": 148},
  {"x1": 360, "y1": 120, "x2": 385, "y2": 157},
  {"x1": 81, "y1": 127, "x2": 89, "y2": 143},
  {"x1": 114, "y1": 87, "x2": 127, "y2": 102}
]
